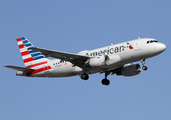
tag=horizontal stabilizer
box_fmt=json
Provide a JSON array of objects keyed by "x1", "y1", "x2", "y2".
[{"x1": 4, "y1": 65, "x2": 34, "y2": 72}]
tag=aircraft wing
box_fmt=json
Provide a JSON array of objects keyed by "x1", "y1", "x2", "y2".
[
  {"x1": 4, "y1": 65, "x2": 34, "y2": 72},
  {"x1": 29, "y1": 47, "x2": 90, "y2": 68}
]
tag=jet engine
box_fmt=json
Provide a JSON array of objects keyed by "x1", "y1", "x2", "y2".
[
  {"x1": 86, "y1": 55, "x2": 121, "y2": 67},
  {"x1": 88, "y1": 56, "x2": 106, "y2": 67},
  {"x1": 116, "y1": 64, "x2": 141, "y2": 76},
  {"x1": 105, "y1": 55, "x2": 121, "y2": 65}
]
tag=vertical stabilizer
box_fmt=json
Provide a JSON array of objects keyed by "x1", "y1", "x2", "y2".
[{"x1": 16, "y1": 37, "x2": 50, "y2": 72}]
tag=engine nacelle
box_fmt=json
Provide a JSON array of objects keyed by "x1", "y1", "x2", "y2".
[
  {"x1": 87, "y1": 55, "x2": 121, "y2": 67},
  {"x1": 88, "y1": 56, "x2": 106, "y2": 67},
  {"x1": 116, "y1": 64, "x2": 141, "y2": 76},
  {"x1": 105, "y1": 55, "x2": 121, "y2": 65}
]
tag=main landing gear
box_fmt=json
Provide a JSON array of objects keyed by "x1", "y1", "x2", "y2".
[
  {"x1": 80, "y1": 73, "x2": 89, "y2": 80},
  {"x1": 101, "y1": 71, "x2": 110, "y2": 86},
  {"x1": 141, "y1": 59, "x2": 148, "y2": 70},
  {"x1": 80, "y1": 72, "x2": 110, "y2": 86}
]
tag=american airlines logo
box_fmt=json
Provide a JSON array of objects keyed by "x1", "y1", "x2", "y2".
[
  {"x1": 127, "y1": 42, "x2": 134, "y2": 49},
  {"x1": 86, "y1": 42, "x2": 134, "y2": 56}
]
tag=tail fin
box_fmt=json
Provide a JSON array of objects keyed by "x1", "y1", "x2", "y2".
[{"x1": 16, "y1": 37, "x2": 49, "y2": 69}]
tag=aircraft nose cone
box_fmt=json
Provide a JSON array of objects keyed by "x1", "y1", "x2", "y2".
[
  {"x1": 159, "y1": 43, "x2": 166, "y2": 52},
  {"x1": 155, "y1": 43, "x2": 166, "y2": 54}
]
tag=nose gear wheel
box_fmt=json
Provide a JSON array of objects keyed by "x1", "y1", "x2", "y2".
[{"x1": 141, "y1": 59, "x2": 148, "y2": 71}]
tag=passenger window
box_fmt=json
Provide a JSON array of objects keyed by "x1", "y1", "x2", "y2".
[{"x1": 147, "y1": 41, "x2": 149, "y2": 44}]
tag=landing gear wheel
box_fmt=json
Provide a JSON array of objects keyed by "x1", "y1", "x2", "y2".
[
  {"x1": 141, "y1": 59, "x2": 148, "y2": 71},
  {"x1": 101, "y1": 79, "x2": 110, "y2": 86},
  {"x1": 80, "y1": 73, "x2": 89, "y2": 80},
  {"x1": 142, "y1": 66, "x2": 148, "y2": 71}
]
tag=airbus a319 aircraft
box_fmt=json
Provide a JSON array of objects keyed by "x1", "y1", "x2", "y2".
[{"x1": 4, "y1": 37, "x2": 166, "y2": 85}]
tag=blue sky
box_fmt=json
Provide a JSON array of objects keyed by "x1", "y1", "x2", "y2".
[{"x1": 1, "y1": 0, "x2": 171, "y2": 120}]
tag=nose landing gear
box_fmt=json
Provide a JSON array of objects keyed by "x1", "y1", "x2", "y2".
[{"x1": 141, "y1": 59, "x2": 148, "y2": 70}]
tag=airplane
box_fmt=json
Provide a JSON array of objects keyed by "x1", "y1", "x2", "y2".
[{"x1": 4, "y1": 37, "x2": 166, "y2": 86}]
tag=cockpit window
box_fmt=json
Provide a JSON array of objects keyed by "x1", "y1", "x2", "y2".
[
  {"x1": 147, "y1": 40, "x2": 158, "y2": 44},
  {"x1": 154, "y1": 40, "x2": 158, "y2": 42}
]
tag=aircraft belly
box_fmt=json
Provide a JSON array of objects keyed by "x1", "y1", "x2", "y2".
[
  {"x1": 30, "y1": 71, "x2": 50, "y2": 77},
  {"x1": 86, "y1": 64, "x2": 122, "y2": 74}
]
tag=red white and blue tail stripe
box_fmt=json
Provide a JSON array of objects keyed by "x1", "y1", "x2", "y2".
[{"x1": 16, "y1": 37, "x2": 51, "y2": 76}]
